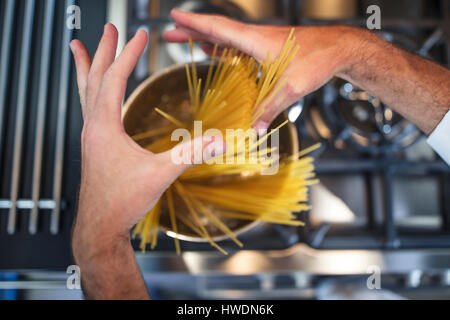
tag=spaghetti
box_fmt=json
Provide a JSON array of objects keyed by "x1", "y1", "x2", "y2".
[{"x1": 132, "y1": 29, "x2": 319, "y2": 254}]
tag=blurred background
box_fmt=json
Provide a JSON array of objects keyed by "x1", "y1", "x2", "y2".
[{"x1": 0, "y1": 0, "x2": 449, "y2": 299}]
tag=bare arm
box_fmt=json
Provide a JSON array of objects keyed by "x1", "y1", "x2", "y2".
[
  {"x1": 70, "y1": 26, "x2": 151, "y2": 299},
  {"x1": 70, "y1": 24, "x2": 224, "y2": 300},
  {"x1": 337, "y1": 30, "x2": 450, "y2": 134},
  {"x1": 164, "y1": 9, "x2": 450, "y2": 134},
  {"x1": 72, "y1": 227, "x2": 149, "y2": 300}
]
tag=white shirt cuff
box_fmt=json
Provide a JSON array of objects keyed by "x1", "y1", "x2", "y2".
[{"x1": 427, "y1": 110, "x2": 450, "y2": 165}]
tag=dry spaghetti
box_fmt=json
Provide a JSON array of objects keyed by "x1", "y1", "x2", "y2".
[{"x1": 131, "y1": 29, "x2": 319, "y2": 254}]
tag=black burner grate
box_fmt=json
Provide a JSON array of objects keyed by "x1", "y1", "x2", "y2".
[{"x1": 297, "y1": 0, "x2": 450, "y2": 249}]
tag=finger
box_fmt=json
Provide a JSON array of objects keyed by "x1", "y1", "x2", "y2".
[
  {"x1": 86, "y1": 23, "x2": 118, "y2": 107},
  {"x1": 96, "y1": 29, "x2": 148, "y2": 124},
  {"x1": 163, "y1": 26, "x2": 232, "y2": 52},
  {"x1": 156, "y1": 135, "x2": 226, "y2": 178},
  {"x1": 69, "y1": 40, "x2": 92, "y2": 118},
  {"x1": 163, "y1": 28, "x2": 231, "y2": 57},
  {"x1": 169, "y1": 9, "x2": 261, "y2": 59},
  {"x1": 162, "y1": 26, "x2": 209, "y2": 43},
  {"x1": 199, "y1": 43, "x2": 227, "y2": 57}
]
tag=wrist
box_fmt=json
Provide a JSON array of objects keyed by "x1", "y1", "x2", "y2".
[
  {"x1": 334, "y1": 27, "x2": 381, "y2": 80},
  {"x1": 72, "y1": 217, "x2": 131, "y2": 266}
]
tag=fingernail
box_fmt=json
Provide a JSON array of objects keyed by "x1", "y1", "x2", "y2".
[
  {"x1": 134, "y1": 28, "x2": 148, "y2": 41},
  {"x1": 136, "y1": 28, "x2": 146, "y2": 35}
]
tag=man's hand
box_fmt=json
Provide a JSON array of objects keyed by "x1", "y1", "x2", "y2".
[
  {"x1": 163, "y1": 9, "x2": 357, "y2": 130},
  {"x1": 70, "y1": 24, "x2": 224, "y2": 299},
  {"x1": 163, "y1": 9, "x2": 450, "y2": 134}
]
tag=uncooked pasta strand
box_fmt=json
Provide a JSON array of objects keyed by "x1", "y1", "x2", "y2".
[{"x1": 154, "y1": 108, "x2": 185, "y2": 128}]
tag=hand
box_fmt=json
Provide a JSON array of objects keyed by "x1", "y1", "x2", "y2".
[
  {"x1": 70, "y1": 24, "x2": 225, "y2": 297},
  {"x1": 163, "y1": 9, "x2": 360, "y2": 129}
]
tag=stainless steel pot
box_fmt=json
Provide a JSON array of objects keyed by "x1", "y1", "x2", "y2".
[{"x1": 122, "y1": 63, "x2": 298, "y2": 242}]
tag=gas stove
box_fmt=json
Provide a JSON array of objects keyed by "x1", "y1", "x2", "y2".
[
  {"x1": 121, "y1": 1, "x2": 450, "y2": 299},
  {"x1": 122, "y1": 0, "x2": 450, "y2": 255},
  {"x1": 0, "y1": 0, "x2": 449, "y2": 299}
]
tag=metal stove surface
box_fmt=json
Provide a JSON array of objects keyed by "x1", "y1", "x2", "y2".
[
  {"x1": 125, "y1": 0, "x2": 450, "y2": 259},
  {"x1": 0, "y1": 0, "x2": 450, "y2": 299}
]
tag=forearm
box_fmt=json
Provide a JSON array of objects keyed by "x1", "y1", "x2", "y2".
[
  {"x1": 72, "y1": 222, "x2": 150, "y2": 300},
  {"x1": 337, "y1": 28, "x2": 450, "y2": 135}
]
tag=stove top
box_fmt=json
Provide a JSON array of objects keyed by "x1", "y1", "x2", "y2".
[
  {"x1": 123, "y1": 0, "x2": 450, "y2": 256},
  {"x1": 1, "y1": 0, "x2": 449, "y2": 274}
]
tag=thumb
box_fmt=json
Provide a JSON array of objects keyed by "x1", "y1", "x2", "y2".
[{"x1": 156, "y1": 135, "x2": 226, "y2": 178}]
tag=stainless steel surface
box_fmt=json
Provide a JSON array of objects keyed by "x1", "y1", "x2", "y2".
[
  {"x1": 7, "y1": 0, "x2": 36, "y2": 235},
  {"x1": 195, "y1": 272, "x2": 315, "y2": 299},
  {"x1": 123, "y1": 1, "x2": 450, "y2": 279},
  {"x1": 29, "y1": 0, "x2": 56, "y2": 235},
  {"x1": 0, "y1": 0, "x2": 106, "y2": 271},
  {"x1": 50, "y1": 0, "x2": 75, "y2": 235},
  {"x1": 0, "y1": 199, "x2": 56, "y2": 210},
  {"x1": 0, "y1": 0, "x2": 15, "y2": 160},
  {"x1": 443, "y1": 270, "x2": 450, "y2": 286},
  {"x1": 302, "y1": 0, "x2": 358, "y2": 19},
  {"x1": 405, "y1": 270, "x2": 423, "y2": 288},
  {"x1": 0, "y1": 0, "x2": 447, "y2": 299},
  {"x1": 0, "y1": 0, "x2": 75, "y2": 237},
  {"x1": 228, "y1": 0, "x2": 278, "y2": 20},
  {"x1": 0, "y1": 281, "x2": 67, "y2": 290},
  {"x1": 135, "y1": 244, "x2": 450, "y2": 275}
]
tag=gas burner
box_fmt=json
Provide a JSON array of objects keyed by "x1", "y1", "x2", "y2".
[
  {"x1": 306, "y1": 31, "x2": 427, "y2": 155},
  {"x1": 307, "y1": 78, "x2": 421, "y2": 155}
]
